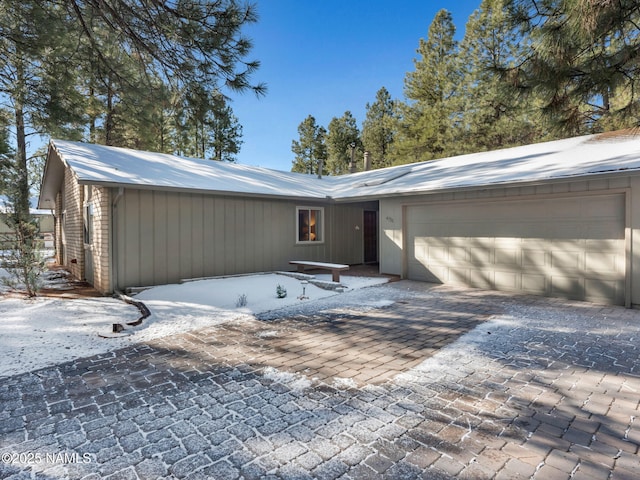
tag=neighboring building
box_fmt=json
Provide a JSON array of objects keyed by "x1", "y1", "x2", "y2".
[
  {"x1": 0, "y1": 196, "x2": 54, "y2": 248},
  {"x1": 39, "y1": 130, "x2": 640, "y2": 307}
]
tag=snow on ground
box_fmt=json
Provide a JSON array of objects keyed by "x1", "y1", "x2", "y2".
[
  {"x1": 0, "y1": 296, "x2": 139, "y2": 378},
  {"x1": 0, "y1": 270, "x2": 390, "y2": 379},
  {"x1": 0, "y1": 267, "x2": 11, "y2": 293},
  {"x1": 134, "y1": 272, "x2": 389, "y2": 314}
]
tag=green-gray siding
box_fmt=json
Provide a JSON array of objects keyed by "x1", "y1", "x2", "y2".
[{"x1": 114, "y1": 189, "x2": 372, "y2": 289}]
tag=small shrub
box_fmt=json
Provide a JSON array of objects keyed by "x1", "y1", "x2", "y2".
[
  {"x1": 276, "y1": 284, "x2": 287, "y2": 298},
  {"x1": 236, "y1": 293, "x2": 248, "y2": 307}
]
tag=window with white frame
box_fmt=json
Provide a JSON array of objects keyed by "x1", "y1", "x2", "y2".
[
  {"x1": 83, "y1": 186, "x2": 93, "y2": 245},
  {"x1": 296, "y1": 207, "x2": 324, "y2": 243}
]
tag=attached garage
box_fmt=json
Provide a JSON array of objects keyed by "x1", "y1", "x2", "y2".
[{"x1": 404, "y1": 192, "x2": 627, "y2": 305}]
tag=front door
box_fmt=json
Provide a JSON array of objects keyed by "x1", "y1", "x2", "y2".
[{"x1": 363, "y1": 210, "x2": 378, "y2": 264}]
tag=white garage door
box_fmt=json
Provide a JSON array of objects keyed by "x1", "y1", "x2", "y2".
[{"x1": 406, "y1": 193, "x2": 626, "y2": 305}]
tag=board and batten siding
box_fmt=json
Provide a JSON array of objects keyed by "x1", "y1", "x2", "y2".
[
  {"x1": 113, "y1": 189, "x2": 368, "y2": 290},
  {"x1": 380, "y1": 175, "x2": 640, "y2": 306}
]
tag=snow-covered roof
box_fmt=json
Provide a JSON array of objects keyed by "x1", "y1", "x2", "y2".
[
  {"x1": 39, "y1": 141, "x2": 328, "y2": 210},
  {"x1": 39, "y1": 130, "x2": 640, "y2": 209},
  {"x1": 328, "y1": 130, "x2": 640, "y2": 200}
]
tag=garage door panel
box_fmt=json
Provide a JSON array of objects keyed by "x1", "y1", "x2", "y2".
[
  {"x1": 585, "y1": 238, "x2": 624, "y2": 250},
  {"x1": 494, "y1": 237, "x2": 521, "y2": 247},
  {"x1": 408, "y1": 261, "x2": 442, "y2": 283},
  {"x1": 495, "y1": 249, "x2": 520, "y2": 267},
  {"x1": 428, "y1": 245, "x2": 447, "y2": 262},
  {"x1": 469, "y1": 246, "x2": 492, "y2": 264},
  {"x1": 406, "y1": 193, "x2": 626, "y2": 305},
  {"x1": 551, "y1": 239, "x2": 587, "y2": 249},
  {"x1": 551, "y1": 251, "x2": 584, "y2": 270},
  {"x1": 449, "y1": 267, "x2": 468, "y2": 285},
  {"x1": 585, "y1": 252, "x2": 623, "y2": 274},
  {"x1": 551, "y1": 276, "x2": 585, "y2": 300},
  {"x1": 523, "y1": 250, "x2": 547, "y2": 267},
  {"x1": 522, "y1": 274, "x2": 547, "y2": 294},
  {"x1": 495, "y1": 271, "x2": 518, "y2": 289},
  {"x1": 449, "y1": 246, "x2": 468, "y2": 263},
  {"x1": 585, "y1": 278, "x2": 624, "y2": 304},
  {"x1": 468, "y1": 269, "x2": 494, "y2": 289}
]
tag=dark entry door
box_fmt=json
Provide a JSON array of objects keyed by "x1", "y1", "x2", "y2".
[{"x1": 363, "y1": 211, "x2": 378, "y2": 263}]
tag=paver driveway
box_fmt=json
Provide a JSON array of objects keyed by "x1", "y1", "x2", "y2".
[{"x1": 1, "y1": 280, "x2": 639, "y2": 479}]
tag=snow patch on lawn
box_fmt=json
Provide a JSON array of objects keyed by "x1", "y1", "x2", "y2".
[
  {"x1": 0, "y1": 269, "x2": 390, "y2": 379},
  {"x1": 0, "y1": 296, "x2": 138, "y2": 378},
  {"x1": 134, "y1": 273, "x2": 388, "y2": 315}
]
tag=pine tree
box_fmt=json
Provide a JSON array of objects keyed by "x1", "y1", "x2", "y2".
[
  {"x1": 506, "y1": 0, "x2": 640, "y2": 133},
  {"x1": 208, "y1": 94, "x2": 243, "y2": 162},
  {"x1": 457, "y1": 0, "x2": 546, "y2": 152},
  {"x1": 392, "y1": 9, "x2": 462, "y2": 164},
  {"x1": 362, "y1": 87, "x2": 397, "y2": 169},
  {"x1": 0, "y1": 1, "x2": 84, "y2": 296},
  {"x1": 291, "y1": 115, "x2": 327, "y2": 175},
  {"x1": 0, "y1": 0, "x2": 263, "y2": 295},
  {"x1": 325, "y1": 111, "x2": 361, "y2": 175}
]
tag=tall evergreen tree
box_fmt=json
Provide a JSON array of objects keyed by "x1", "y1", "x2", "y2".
[
  {"x1": 0, "y1": 112, "x2": 13, "y2": 194},
  {"x1": 392, "y1": 9, "x2": 462, "y2": 163},
  {"x1": 0, "y1": 0, "x2": 263, "y2": 295},
  {"x1": 291, "y1": 115, "x2": 327, "y2": 175},
  {"x1": 66, "y1": 0, "x2": 265, "y2": 97},
  {"x1": 362, "y1": 87, "x2": 397, "y2": 169},
  {"x1": 208, "y1": 94, "x2": 243, "y2": 162},
  {"x1": 505, "y1": 0, "x2": 640, "y2": 133},
  {"x1": 325, "y1": 111, "x2": 361, "y2": 175},
  {"x1": 171, "y1": 86, "x2": 243, "y2": 161},
  {"x1": 457, "y1": 0, "x2": 546, "y2": 152},
  {"x1": 0, "y1": 1, "x2": 85, "y2": 295}
]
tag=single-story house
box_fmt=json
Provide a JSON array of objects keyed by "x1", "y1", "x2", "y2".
[{"x1": 39, "y1": 129, "x2": 640, "y2": 307}]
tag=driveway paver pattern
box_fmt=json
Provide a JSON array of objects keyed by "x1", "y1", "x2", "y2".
[{"x1": 1, "y1": 280, "x2": 639, "y2": 479}]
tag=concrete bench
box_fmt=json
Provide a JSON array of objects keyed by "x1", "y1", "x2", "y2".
[{"x1": 289, "y1": 260, "x2": 349, "y2": 283}]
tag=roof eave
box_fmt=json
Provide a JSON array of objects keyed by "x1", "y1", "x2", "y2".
[
  {"x1": 331, "y1": 168, "x2": 640, "y2": 202},
  {"x1": 78, "y1": 179, "x2": 333, "y2": 203},
  {"x1": 38, "y1": 141, "x2": 66, "y2": 210}
]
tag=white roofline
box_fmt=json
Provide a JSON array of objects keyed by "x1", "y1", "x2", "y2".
[{"x1": 42, "y1": 131, "x2": 640, "y2": 204}]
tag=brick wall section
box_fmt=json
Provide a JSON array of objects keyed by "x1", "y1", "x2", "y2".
[
  {"x1": 62, "y1": 166, "x2": 84, "y2": 281},
  {"x1": 90, "y1": 186, "x2": 111, "y2": 293},
  {"x1": 54, "y1": 192, "x2": 63, "y2": 265}
]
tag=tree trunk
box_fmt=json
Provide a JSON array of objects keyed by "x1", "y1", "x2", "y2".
[
  {"x1": 106, "y1": 77, "x2": 114, "y2": 146},
  {"x1": 14, "y1": 54, "x2": 30, "y2": 224}
]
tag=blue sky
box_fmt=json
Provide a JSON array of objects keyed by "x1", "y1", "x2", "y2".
[{"x1": 230, "y1": 0, "x2": 482, "y2": 171}]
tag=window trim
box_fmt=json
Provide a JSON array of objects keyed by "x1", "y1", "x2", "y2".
[
  {"x1": 83, "y1": 202, "x2": 94, "y2": 245},
  {"x1": 296, "y1": 206, "x2": 325, "y2": 244},
  {"x1": 83, "y1": 186, "x2": 94, "y2": 246}
]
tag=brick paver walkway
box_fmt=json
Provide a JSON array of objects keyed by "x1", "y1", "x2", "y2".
[
  {"x1": 1, "y1": 280, "x2": 639, "y2": 479},
  {"x1": 149, "y1": 288, "x2": 487, "y2": 386}
]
